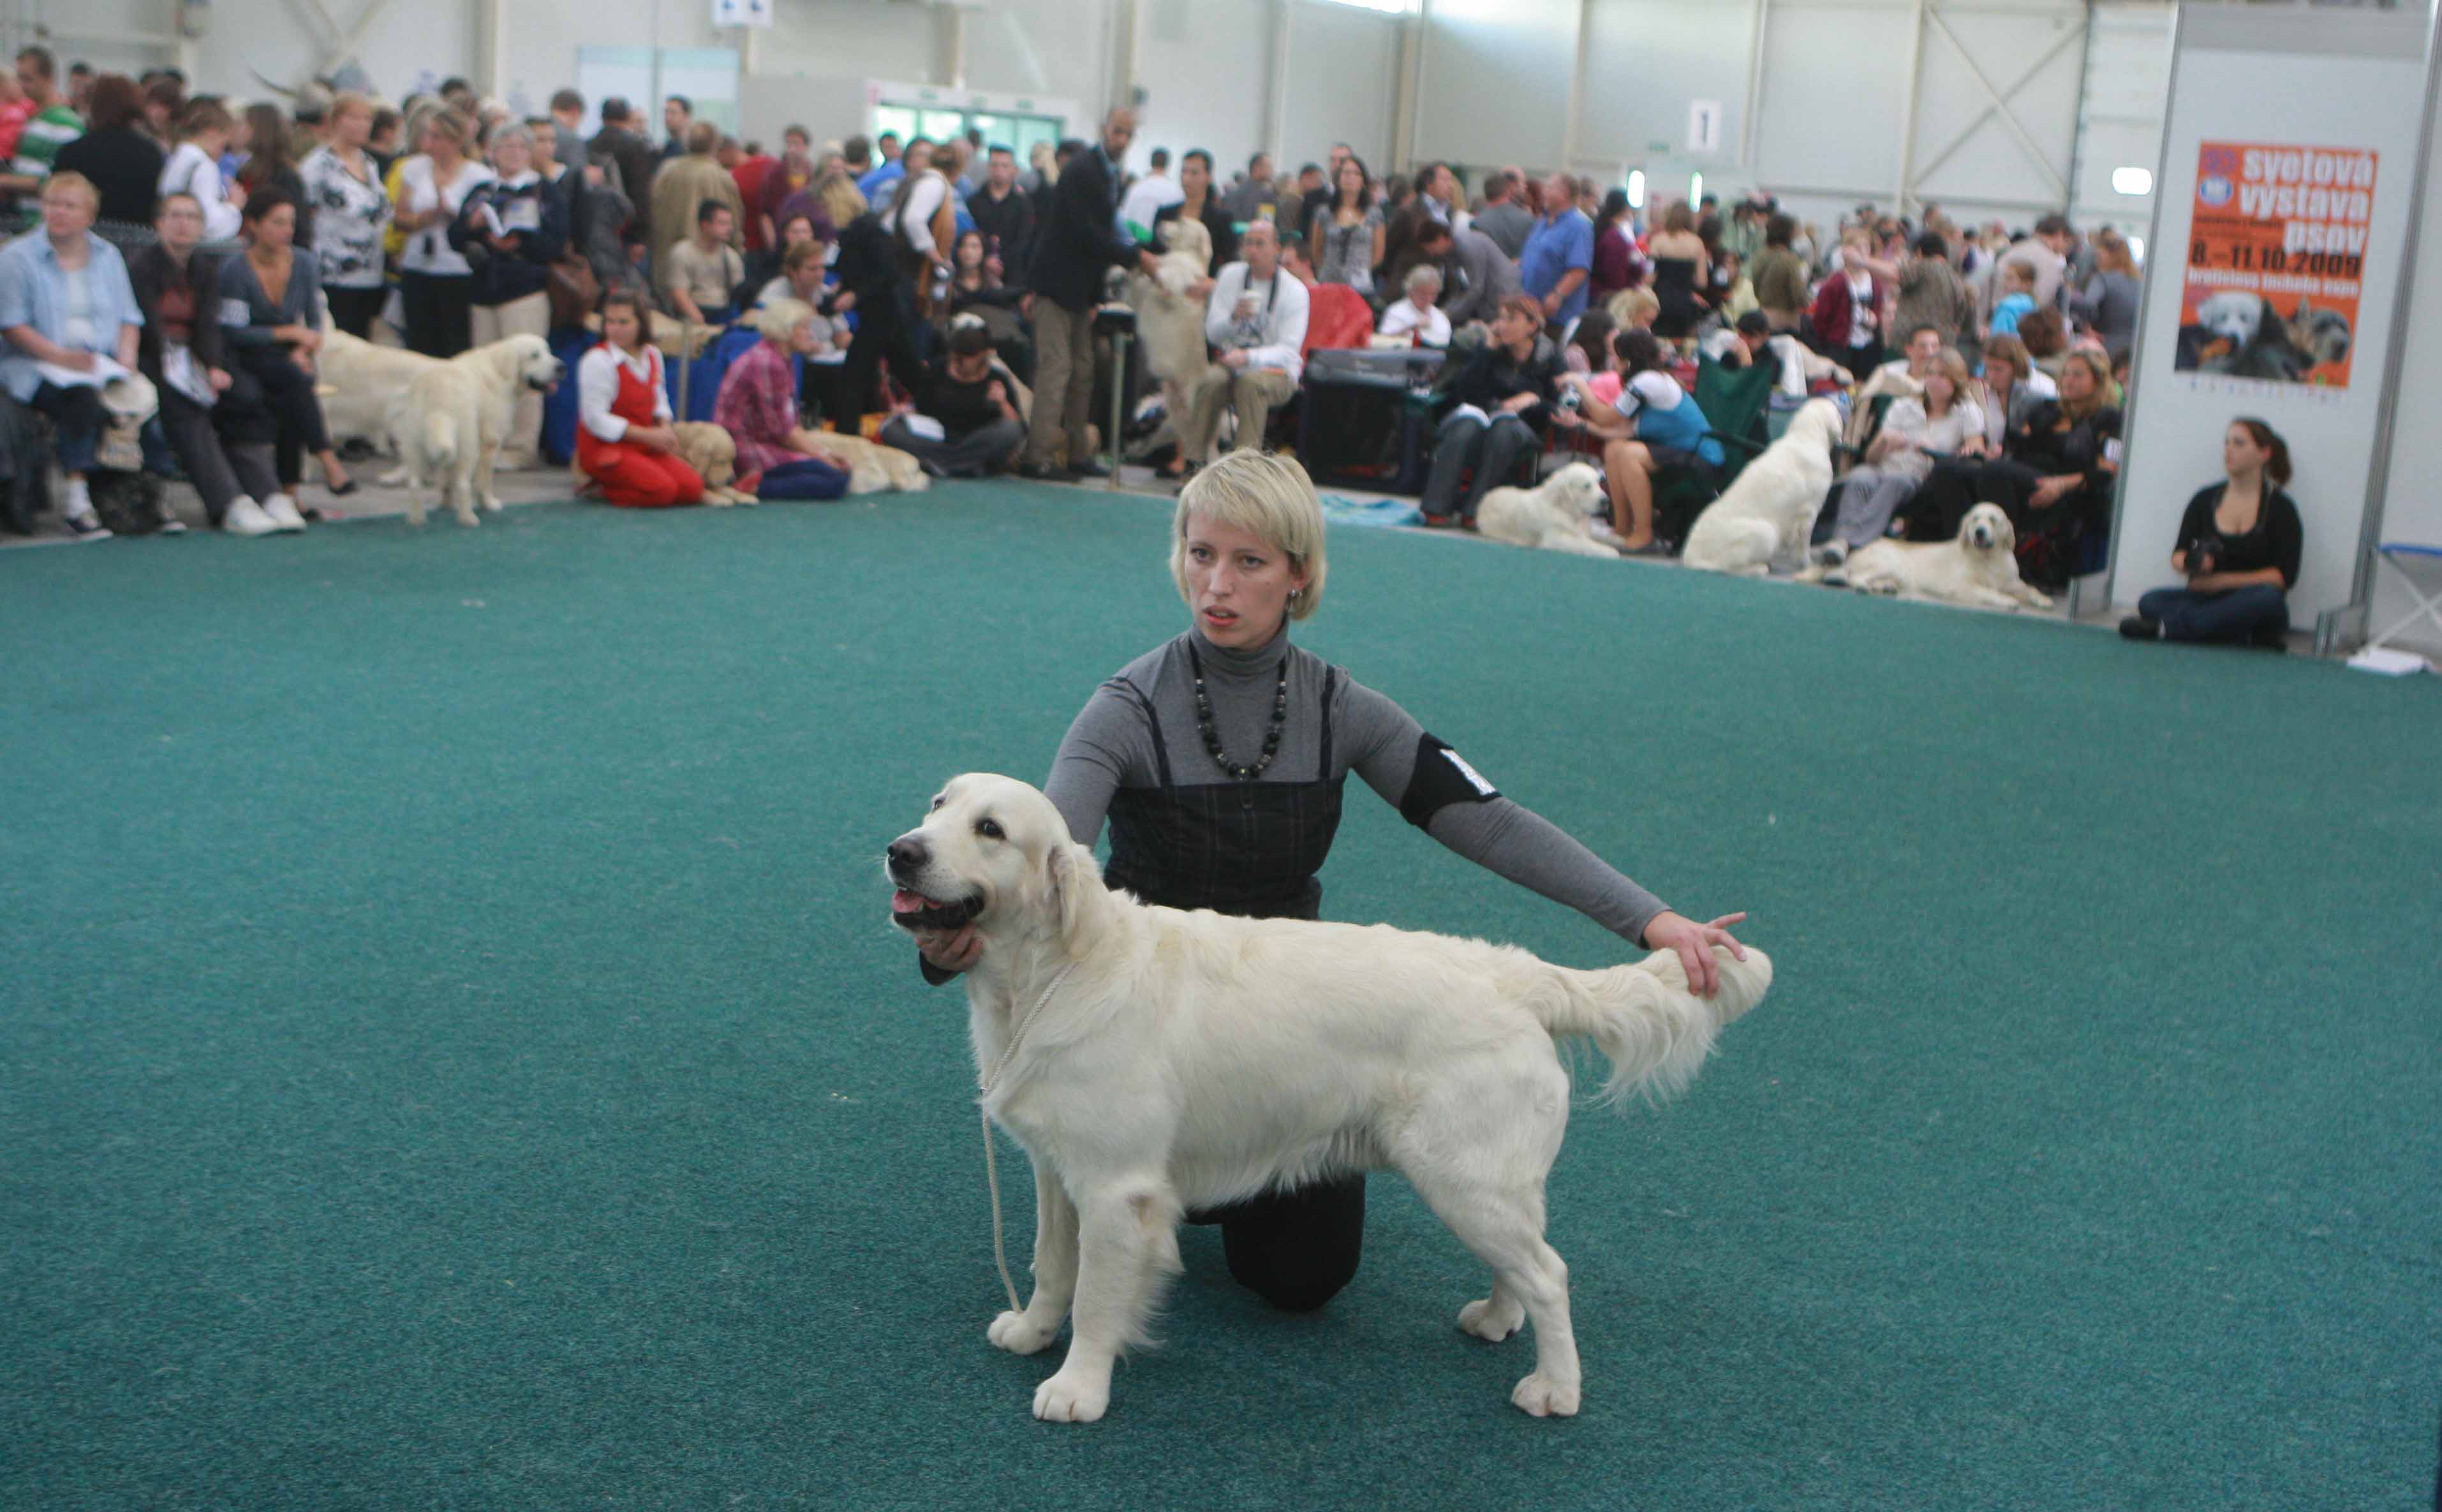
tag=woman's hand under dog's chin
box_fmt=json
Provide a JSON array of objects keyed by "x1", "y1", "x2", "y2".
[{"x1": 914, "y1": 924, "x2": 983, "y2": 975}]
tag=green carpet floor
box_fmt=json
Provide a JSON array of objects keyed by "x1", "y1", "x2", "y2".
[{"x1": 4, "y1": 489, "x2": 2438, "y2": 1510}]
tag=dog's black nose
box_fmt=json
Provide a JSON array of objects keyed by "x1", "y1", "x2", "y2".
[{"x1": 887, "y1": 838, "x2": 928, "y2": 873}]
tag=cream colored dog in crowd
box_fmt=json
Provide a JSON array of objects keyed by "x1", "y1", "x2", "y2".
[
  {"x1": 885, "y1": 774, "x2": 1772, "y2": 1425},
  {"x1": 392, "y1": 335, "x2": 565, "y2": 528},
  {"x1": 799, "y1": 431, "x2": 930, "y2": 494},
  {"x1": 1804, "y1": 501, "x2": 2054, "y2": 611},
  {"x1": 315, "y1": 325, "x2": 424, "y2": 450},
  {"x1": 667, "y1": 424, "x2": 759, "y2": 505},
  {"x1": 1475, "y1": 463, "x2": 1625, "y2": 558},
  {"x1": 1679, "y1": 397, "x2": 1842, "y2": 577},
  {"x1": 1129, "y1": 216, "x2": 1217, "y2": 424}
]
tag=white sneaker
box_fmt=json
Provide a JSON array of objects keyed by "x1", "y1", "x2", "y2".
[
  {"x1": 262, "y1": 493, "x2": 308, "y2": 532},
  {"x1": 223, "y1": 497, "x2": 280, "y2": 537}
]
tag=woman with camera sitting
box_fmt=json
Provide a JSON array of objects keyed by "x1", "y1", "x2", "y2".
[{"x1": 2120, "y1": 419, "x2": 2300, "y2": 648}]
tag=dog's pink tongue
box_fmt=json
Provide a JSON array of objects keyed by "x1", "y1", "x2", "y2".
[{"x1": 891, "y1": 889, "x2": 929, "y2": 914}]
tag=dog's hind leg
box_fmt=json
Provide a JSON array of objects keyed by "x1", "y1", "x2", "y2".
[
  {"x1": 1032, "y1": 1178, "x2": 1182, "y2": 1423},
  {"x1": 1400, "y1": 1059, "x2": 1581, "y2": 1416},
  {"x1": 988, "y1": 1151, "x2": 1078, "y2": 1357}
]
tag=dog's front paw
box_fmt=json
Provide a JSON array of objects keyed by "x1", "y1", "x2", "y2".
[
  {"x1": 988, "y1": 1310, "x2": 1060, "y2": 1356},
  {"x1": 1511, "y1": 1372, "x2": 1581, "y2": 1418},
  {"x1": 480, "y1": 495, "x2": 505, "y2": 512},
  {"x1": 1032, "y1": 1368, "x2": 1109, "y2": 1423},
  {"x1": 1458, "y1": 1296, "x2": 1524, "y2": 1341}
]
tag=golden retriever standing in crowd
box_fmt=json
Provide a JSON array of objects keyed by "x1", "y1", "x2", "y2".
[{"x1": 885, "y1": 774, "x2": 1772, "y2": 1425}]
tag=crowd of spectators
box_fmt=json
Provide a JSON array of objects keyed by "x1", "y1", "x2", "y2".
[{"x1": 0, "y1": 54, "x2": 2284, "y2": 639}]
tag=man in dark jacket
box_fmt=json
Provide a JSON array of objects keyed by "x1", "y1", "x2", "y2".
[
  {"x1": 589, "y1": 97, "x2": 660, "y2": 254},
  {"x1": 1019, "y1": 107, "x2": 1162, "y2": 479},
  {"x1": 965, "y1": 144, "x2": 1035, "y2": 283}
]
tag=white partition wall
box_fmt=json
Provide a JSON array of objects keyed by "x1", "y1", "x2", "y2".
[
  {"x1": 2365, "y1": 38, "x2": 2442, "y2": 658},
  {"x1": 2107, "y1": 6, "x2": 2434, "y2": 630}
]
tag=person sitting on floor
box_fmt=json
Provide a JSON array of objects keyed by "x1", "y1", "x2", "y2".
[
  {"x1": 711, "y1": 297, "x2": 851, "y2": 500},
  {"x1": 1175, "y1": 218, "x2": 1308, "y2": 473},
  {"x1": 1824, "y1": 347, "x2": 1982, "y2": 548},
  {"x1": 879, "y1": 313, "x2": 1026, "y2": 478},
  {"x1": 0, "y1": 172, "x2": 144, "y2": 540},
  {"x1": 1417, "y1": 293, "x2": 1563, "y2": 529},
  {"x1": 574, "y1": 288, "x2": 703, "y2": 508},
  {"x1": 1551, "y1": 327, "x2": 1722, "y2": 554},
  {"x1": 131, "y1": 191, "x2": 286, "y2": 535},
  {"x1": 663, "y1": 198, "x2": 743, "y2": 329},
  {"x1": 1377, "y1": 262, "x2": 1451, "y2": 348},
  {"x1": 2122, "y1": 418, "x2": 2300, "y2": 648}
]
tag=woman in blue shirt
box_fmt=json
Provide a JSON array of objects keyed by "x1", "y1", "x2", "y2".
[{"x1": 1553, "y1": 328, "x2": 1721, "y2": 554}]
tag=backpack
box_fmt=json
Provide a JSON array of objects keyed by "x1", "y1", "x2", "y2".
[{"x1": 86, "y1": 467, "x2": 165, "y2": 536}]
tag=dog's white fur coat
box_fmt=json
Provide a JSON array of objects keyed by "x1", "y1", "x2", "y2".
[
  {"x1": 888, "y1": 775, "x2": 1772, "y2": 1424},
  {"x1": 1805, "y1": 501, "x2": 2053, "y2": 611},
  {"x1": 1679, "y1": 397, "x2": 1842, "y2": 577},
  {"x1": 1476, "y1": 463, "x2": 1623, "y2": 558},
  {"x1": 1129, "y1": 217, "x2": 1217, "y2": 393},
  {"x1": 390, "y1": 335, "x2": 566, "y2": 527}
]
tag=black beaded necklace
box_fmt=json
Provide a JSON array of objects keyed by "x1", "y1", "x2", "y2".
[{"x1": 1187, "y1": 643, "x2": 1289, "y2": 782}]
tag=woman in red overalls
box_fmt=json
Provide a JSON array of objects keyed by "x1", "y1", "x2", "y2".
[{"x1": 575, "y1": 290, "x2": 704, "y2": 507}]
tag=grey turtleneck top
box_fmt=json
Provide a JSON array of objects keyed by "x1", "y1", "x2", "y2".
[{"x1": 1044, "y1": 625, "x2": 1669, "y2": 946}]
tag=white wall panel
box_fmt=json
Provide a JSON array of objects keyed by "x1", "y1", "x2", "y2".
[
  {"x1": 1133, "y1": 0, "x2": 1272, "y2": 177},
  {"x1": 1576, "y1": 0, "x2": 1754, "y2": 171},
  {"x1": 1907, "y1": 4, "x2": 2083, "y2": 217},
  {"x1": 1282, "y1": 1, "x2": 1399, "y2": 174},
  {"x1": 1753, "y1": 1, "x2": 1913, "y2": 204},
  {"x1": 1415, "y1": 0, "x2": 1578, "y2": 170},
  {"x1": 2366, "y1": 47, "x2": 2442, "y2": 656},
  {"x1": 2073, "y1": 3, "x2": 2171, "y2": 239}
]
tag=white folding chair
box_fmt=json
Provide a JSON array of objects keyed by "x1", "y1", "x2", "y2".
[{"x1": 2367, "y1": 542, "x2": 2442, "y2": 654}]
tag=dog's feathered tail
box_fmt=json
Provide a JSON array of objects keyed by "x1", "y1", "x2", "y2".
[
  {"x1": 423, "y1": 408, "x2": 461, "y2": 471},
  {"x1": 1527, "y1": 946, "x2": 1772, "y2": 1106}
]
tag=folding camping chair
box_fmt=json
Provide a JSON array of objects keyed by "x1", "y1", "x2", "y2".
[
  {"x1": 1651, "y1": 355, "x2": 1775, "y2": 545},
  {"x1": 2365, "y1": 542, "x2": 2442, "y2": 656}
]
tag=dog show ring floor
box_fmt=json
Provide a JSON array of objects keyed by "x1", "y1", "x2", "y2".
[{"x1": 4, "y1": 481, "x2": 2438, "y2": 1511}]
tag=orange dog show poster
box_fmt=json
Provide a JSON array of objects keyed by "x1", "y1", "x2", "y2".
[{"x1": 2175, "y1": 140, "x2": 2377, "y2": 387}]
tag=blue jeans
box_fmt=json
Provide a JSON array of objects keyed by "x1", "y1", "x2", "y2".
[
  {"x1": 1423, "y1": 411, "x2": 1537, "y2": 520},
  {"x1": 2137, "y1": 582, "x2": 2288, "y2": 644}
]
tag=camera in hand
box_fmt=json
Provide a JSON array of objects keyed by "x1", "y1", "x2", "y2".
[
  {"x1": 2187, "y1": 531, "x2": 2223, "y2": 576},
  {"x1": 1558, "y1": 385, "x2": 1583, "y2": 411}
]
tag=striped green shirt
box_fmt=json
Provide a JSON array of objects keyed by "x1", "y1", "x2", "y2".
[{"x1": 13, "y1": 104, "x2": 83, "y2": 180}]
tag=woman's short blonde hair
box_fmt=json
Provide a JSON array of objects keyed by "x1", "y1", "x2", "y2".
[
  {"x1": 1171, "y1": 451, "x2": 1329, "y2": 622},
  {"x1": 751, "y1": 297, "x2": 815, "y2": 343},
  {"x1": 1605, "y1": 285, "x2": 1659, "y2": 330}
]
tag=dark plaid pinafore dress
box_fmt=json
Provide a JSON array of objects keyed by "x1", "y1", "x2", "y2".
[{"x1": 1098, "y1": 656, "x2": 1370, "y2": 1312}]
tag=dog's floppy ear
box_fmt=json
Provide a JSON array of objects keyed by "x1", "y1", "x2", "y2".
[{"x1": 1044, "y1": 840, "x2": 1111, "y2": 959}]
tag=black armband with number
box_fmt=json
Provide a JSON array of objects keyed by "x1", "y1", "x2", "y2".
[{"x1": 1398, "y1": 733, "x2": 1502, "y2": 829}]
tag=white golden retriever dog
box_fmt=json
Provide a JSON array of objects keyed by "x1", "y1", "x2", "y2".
[
  {"x1": 314, "y1": 325, "x2": 425, "y2": 451},
  {"x1": 1805, "y1": 502, "x2": 2053, "y2": 611},
  {"x1": 1129, "y1": 215, "x2": 1217, "y2": 396},
  {"x1": 1475, "y1": 462, "x2": 1624, "y2": 558},
  {"x1": 391, "y1": 336, "x2": 565, "y2": 527},
  {"x1": 1679, "y1": 397, "x2": 1842, "y2": 577},
  {"x1": 885, "y1": 774, "x2": 1772, "y2": 1424}
]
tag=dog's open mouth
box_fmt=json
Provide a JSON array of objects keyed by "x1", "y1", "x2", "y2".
[{"x1": 890, "y1": 889, "x2": 982, "y2": 931}]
